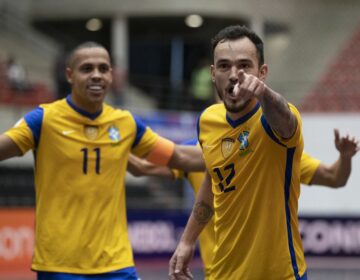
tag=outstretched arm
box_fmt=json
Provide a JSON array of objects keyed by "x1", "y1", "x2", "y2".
[
  {"x1": 144, "y1": 137, "x2": 205, "y2": 172},
  {"x1": 0, "y1": 134, "x2": 23, "y2": 161},
  {"x1": 169, "y1": 171, "x2": 213, "y2": 280},
  {"x1": 235, "y1": 70, "x2": 297, "y2": 139},
  {"x1": 310, "y1": 129, "x2": 359, "y2": 188},
  {"x1": 168, "y1": 145, "x2": 205, "y2": 172},
  {"x1": 257, "y1": 86, "x2": 297, "y2": 139},
  {"x1": 127, "y1": 153, "x2": 174, "y2": 178}
]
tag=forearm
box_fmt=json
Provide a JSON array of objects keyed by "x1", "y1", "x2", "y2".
[
  {"x1": 311, "y1": 157, "x2": 351, "y2": 188},
  {"x1": 0, "y1": 135, "x2": 23, "y2": 161},
  {"x1": 168, "y1": 145, "x2": 205, "y2": 172},
  {"x1": 180, "y1": 172, "x2": 214, "y2": 244},
  {"x1": 181, "y1": 200, "x2": 213, "y2": 244},
  {"x1": 127, "y1": 154, "x2": 174, "y2": 178},
  {"x1": 257, "y1": 86, "x2": 297, "y2": 139},
  {"x1": 327, "y1": 156, "x2": 351, "y2": 187}
]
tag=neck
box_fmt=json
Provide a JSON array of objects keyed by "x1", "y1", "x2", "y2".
[{"x1": 71, "y1": 94, "x2": 103, "y2": 114}]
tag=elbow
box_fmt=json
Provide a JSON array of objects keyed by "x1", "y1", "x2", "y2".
[
  {"x1": 329, "y1": 179, "x2": 348, "y2": 188},
  {"x1": 330, "y1": 183, "x2": 344, "y2": 189},
  {"x1": 130, "y1": 171, "x2": 142, "y2": 177},
  {"x1": 129, "y1": 169, "x2": 145, "y2": 177},
  {"x1": 276, "y1": 117, "x2": 297, "y2": 139}
]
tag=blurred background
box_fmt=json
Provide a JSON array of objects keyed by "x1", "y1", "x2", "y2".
[{"x1": 0, "y1": 0, "x2": 359, "y2": 279}]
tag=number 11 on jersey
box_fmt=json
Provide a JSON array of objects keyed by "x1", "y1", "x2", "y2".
[{"x1": 81, "y1": 147, "x2": 101, "y2": 174}]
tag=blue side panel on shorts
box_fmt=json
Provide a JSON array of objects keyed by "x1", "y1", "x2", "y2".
[{"x1": 37, "y1": 266, "x2": 139, "y2": 280}]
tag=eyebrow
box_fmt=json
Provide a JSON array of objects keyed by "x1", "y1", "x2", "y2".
[{"x1": 216, "y1": 58, "x2": 253, "y2": 64}]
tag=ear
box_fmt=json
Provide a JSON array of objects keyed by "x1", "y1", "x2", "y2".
[
  {"x1": 259, "y1": 64, "x2": 268, "y2": 81},
  {"x1": 109, "y1": 67, "x2": 113, "y2": 84},
  {"x1": 65, "y1": 67, "x2": 73, "y2": 84},
  {"x1": 210, "y1": 65, "x2": 215, "y2": 83}
]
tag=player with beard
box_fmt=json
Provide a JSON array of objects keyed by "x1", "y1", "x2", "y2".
[{"x1": 169, "y1": 25, "x2": 307, "y2": 280}]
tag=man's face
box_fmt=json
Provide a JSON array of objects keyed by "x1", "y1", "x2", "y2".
[
  {"x1": 211, "y1": 37, "x2": 267, "y2": 113},
  {"x1": 66, "y1": 47, "x2": 112, "y2": 109}
]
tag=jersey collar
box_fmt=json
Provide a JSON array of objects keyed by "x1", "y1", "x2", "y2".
[
  {"x1": 66, "y1": 95, "x2": 103, "y2": 120},
  {"x1": 226, "y1": 102, "x2": 260, "y2": 128}
]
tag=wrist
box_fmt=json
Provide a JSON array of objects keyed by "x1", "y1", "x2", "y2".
[
  {"x1": 179, "y1": 237, "x2": 196, "y2": 246},
  {"x1": 339, "y1": 153, "x2": 352, "y2": 160},
  {"x1": 256, "y1": 84, "x2": 269, "y2": 102}
]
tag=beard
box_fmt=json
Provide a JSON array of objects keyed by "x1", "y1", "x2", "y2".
[
  {"x1": 224, "y1": 98, "x2": 252, "y2": 113},
  {"x1": 215, "y1": 82, "x2": 252, "y2": 113}
]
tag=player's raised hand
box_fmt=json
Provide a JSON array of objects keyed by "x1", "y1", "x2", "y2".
[
  {"x1": 169, "y1": 241, "x2": 195, "y2": 280},
  {"x1": 234, "y1": 70, "x2": 266, "y2": 100},
  {"x1": 334, "y1": 129, "x2": 359, "y2": 158}
]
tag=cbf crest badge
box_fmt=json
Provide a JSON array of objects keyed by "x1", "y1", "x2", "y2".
[
  {"x1": 108, "y1": 125, "x2": 121, "y2": 142},
  {"x1": 84, "y1": 125, "x2": 99, "y2": 140},
  {"x1": 221, "y1": 138, "x2": 235, "y2": 159},
  {"x1": 238, "y1": 131, "x2": 249, "y2": 150}
]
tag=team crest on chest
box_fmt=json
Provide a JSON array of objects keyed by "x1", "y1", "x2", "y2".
[
  {"x1": 221, "y1": 138, "x2": 235, "y2": 159},
  {"x1": 108, "y1": 125, "x2": 121, "y2": 142},
  {"x1": 238, "y1": 131, "x2": 249, "y2": 150},
  {"x1": 237, "y1": 130, "x2": 252, "y2": 156},
  {"x1": 84, "y1": 125, "x2": 99, "y2": 140}
]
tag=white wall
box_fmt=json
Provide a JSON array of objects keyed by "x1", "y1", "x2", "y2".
[{"x1": 300, "y1": 113, "x2": 360, "y2": 215}]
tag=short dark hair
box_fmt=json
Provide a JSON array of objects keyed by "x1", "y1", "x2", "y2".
[
  {"x1": 211, "y1": 25, "x2": 264, "y2": 66},
  {"x1": 67, "y1": 41, "x2": 108, "y2": 67}
]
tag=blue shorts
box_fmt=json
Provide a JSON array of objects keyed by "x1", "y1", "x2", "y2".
[{"x1": 37, "y1": 267, "x2": 140, "y2": 280}]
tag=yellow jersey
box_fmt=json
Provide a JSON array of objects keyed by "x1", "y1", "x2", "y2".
[
  {"x1": 5, "y1": 96, "x2": 159, "y2": 274},
  {"x1": 198, "y1": 102, "x2": 307, "y2": 280},
  {"x1": 300, "y1": 152, "x2": 321, "y2": 185},
  {"x1": 176, "y1": 144, "x2": 319, "y2": 279}
]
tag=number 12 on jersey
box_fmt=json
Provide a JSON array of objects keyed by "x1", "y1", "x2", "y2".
[{"x1": 213, "y1": 163, "x2": 236, "y2": 193}]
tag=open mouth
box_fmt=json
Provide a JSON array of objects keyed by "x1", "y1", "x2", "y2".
[
  {"x1": 227, "y1": 85, "x2": 234, "y2": 94},
  {"x1": 87, "y1": 85, "x2": 104, "y2": 93},
  {"x1": 226, "y1": 84, "x2": 236, "y2": 96},
  {"x1": 226, "y1": 84, "x2": 238, "y2": 99}
]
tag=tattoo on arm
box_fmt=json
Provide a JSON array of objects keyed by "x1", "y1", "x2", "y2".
[
  {"x1": 193, "y1": 201, "x2": 214, "y2": 225},
  {"x1": 261, "y1": 88, "x2": 296, "y2": 138}
]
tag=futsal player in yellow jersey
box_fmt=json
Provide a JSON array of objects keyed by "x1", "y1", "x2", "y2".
[
  {"x1": 169, "y1": 25, "x2": 306, "y2": 280},
  {"x1": 169, "y1": 130, "x2": 358, "y2": 279},
  {"x1": 0, "y1": 42, "x2": 205, "y2": 280},
  {"x1": 128, "y1": 126, "x2": 358, "y2": 279}
]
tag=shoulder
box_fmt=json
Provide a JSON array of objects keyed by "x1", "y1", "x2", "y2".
[
  {"x1": 102, "y1": 104, "x2": 134, "y2": 121},
  {"x1": 39, "y1": 98, "x2": 68, "y2": 114},
  {"x1": 199, "y1": 103, "x2": 225, "y2": 121}
]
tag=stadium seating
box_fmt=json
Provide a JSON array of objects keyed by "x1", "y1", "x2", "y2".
[{"x1": 300, "y1": 27, "x2": 360, "y2": 112}]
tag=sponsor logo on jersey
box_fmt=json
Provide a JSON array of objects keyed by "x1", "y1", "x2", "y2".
[
  {"x1": 221, "y1": 138, "x2": 235, "y2": 158},
  {"x1": 84, "y1": 125, "x2": 99, "y2": 140},
  {"x1": 62, "y1": 130, "x2": 75, "y2": 135},
  {"x1": 108, "y1": 125, "x2": 120, "y2": 142}
]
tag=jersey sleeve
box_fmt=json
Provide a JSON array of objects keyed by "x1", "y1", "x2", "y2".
[
  {"x1": 4, "y1": 107, "x2": 44, "y2": 153},
  {"x1": 131, "y1": 115, "x2": 159, "y2": 158},
  {"x1": 300, "y1": 152, "x2": 321, "y2": 185},
  {"x1": 261, "y1": 103, "x2": 302, "y2": 148}
]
